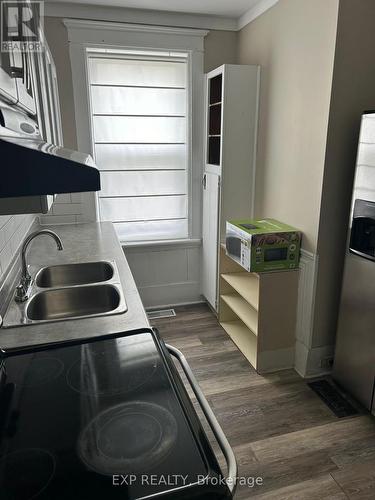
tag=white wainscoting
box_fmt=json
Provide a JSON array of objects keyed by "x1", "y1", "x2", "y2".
[
  {"x1": 124, "y1": 240, "x2": 202, "y2": 308},
  {"x1": 295, "y1": 248, "x2": 334, "y2": 377}
]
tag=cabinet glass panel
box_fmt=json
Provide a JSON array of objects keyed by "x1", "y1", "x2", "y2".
[
  {"x1": 209, "y1": 103, "x2": 221, "y2": 136},
  {"x1": 209, "y1": 74, "x2": 222, "y2": 105},
  {"x1": 207, "y1": 73, "x2": 222, "y2": 166},
  {"x1": 208, "y1": 137, "x2": 221, "y2": 166}
]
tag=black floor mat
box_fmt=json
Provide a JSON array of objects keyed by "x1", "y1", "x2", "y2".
[{"x1": 307, "y1": 380, "x2": 359, "y2": 418}]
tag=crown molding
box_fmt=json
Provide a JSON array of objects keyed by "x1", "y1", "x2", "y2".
[
  {"x1": 47, "y1": 2, "x2": 237, "y2": 31},
  {"x1": 63, "y1": 18, "x2": 208, "y2": 37},
  {"x1": 238, "y1": 0, "x2": 279, "y2": 30}
]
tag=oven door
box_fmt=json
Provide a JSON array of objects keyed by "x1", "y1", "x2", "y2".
[{"x1": 159, "y1": 337, "x2": 237, "y2": 499}]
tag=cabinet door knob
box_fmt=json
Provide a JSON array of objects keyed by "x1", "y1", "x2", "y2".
[{"x1": 203, "y1": 174, "x2": 207, "y2": 189}]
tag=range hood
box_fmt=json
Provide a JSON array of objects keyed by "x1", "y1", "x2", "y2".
[{"x1": 0, "y1": 106, "x2": 100, "y2": 198}]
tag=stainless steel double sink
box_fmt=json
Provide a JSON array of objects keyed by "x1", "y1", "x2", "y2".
[{"x1": 2, "y1": 260, "x2": 127, "y2": 328}]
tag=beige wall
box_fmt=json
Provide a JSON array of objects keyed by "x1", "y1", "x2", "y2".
[
  {"x1": 237, "y1": 0, "x2": 339, "y2": 253},
  {"x1": 44, "y1": 17, "x2": 237, "y2": 151},
  {"x1": 313, "y1": 0, "x2": 375, "y2": 347},
  {"x1": 204, "y1": 30, "x2": 237, "y2": 72}
]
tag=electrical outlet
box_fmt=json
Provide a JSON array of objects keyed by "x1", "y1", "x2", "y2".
[{"x1": 320, "y1": 357, "x2": 334, "y2": 369}]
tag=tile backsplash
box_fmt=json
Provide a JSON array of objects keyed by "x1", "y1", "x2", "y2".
[
  {"x1": 0, "y1": 193, "x2": 86, "y2": 282},
  {"x1": 0, "y1": 214, "x2": 35, "y2": 281},
  {"x1": 39, "y1": 192, "x2": 84, "y2": 225}
]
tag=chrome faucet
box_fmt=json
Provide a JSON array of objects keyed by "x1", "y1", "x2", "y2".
[{"x1": 15, "y1": 230, "x2": 63, "y2": 302}]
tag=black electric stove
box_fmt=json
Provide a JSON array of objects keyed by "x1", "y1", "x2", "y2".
[{"x1": 0, "y1": 329, "x2": 232, "y2": 499}]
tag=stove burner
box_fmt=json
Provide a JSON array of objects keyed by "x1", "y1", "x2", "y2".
[
  {"x1": 78, "y1": 402, "x2": 178, "y2": 474},
  {"x1": 0, "y1": 448, "x2": 56, "y2": 499},
  {"x1": 21, "y1": 358, "x2": 64, "y2": 388},
  {"x1": 66, "y1": 345, "x2": 158, "y2": 396}
]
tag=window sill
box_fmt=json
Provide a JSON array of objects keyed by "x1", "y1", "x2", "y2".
[{"x1": 122, "y1": 238, "x2": 202, "y2": 251}]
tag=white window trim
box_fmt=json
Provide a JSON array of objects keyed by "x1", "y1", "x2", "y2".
[{"x1": 64, "y1": 19, "x2": 208, "y2": 245}]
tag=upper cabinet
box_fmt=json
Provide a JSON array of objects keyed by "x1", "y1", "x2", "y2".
[
  {"x1": 12, "y1": 48, "x2": 37, "y2": 115},
  {"x1": 33, "y1": 30, "x2": 63, "y2": 146},
  {"x1": 0, "y1": 51, "x2": 18, "y2": 104}
]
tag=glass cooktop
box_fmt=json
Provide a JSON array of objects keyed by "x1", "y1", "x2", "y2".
[{"x1": 0, "y1": 330, "x2": 216, "y2": 499}]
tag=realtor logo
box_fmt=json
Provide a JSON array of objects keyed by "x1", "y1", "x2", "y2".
[{"x1": 1, "y1": 1, "x2": 44, "y2": 52}]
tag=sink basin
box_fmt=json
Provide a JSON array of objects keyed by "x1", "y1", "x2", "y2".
[
  {"x1": 36, "y1": 261, "x2": 114, "y2": 288},
  {"x1": 27, "y1": 284, "x2": 122, "y2": 321}
]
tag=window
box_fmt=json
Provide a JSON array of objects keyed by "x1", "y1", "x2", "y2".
[{"x1": 87, "y1": 49, "x2": 189, "y2": 242}]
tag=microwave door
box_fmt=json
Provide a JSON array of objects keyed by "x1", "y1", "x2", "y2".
[{"x1": 226, "y1": 236, "x2": 242, "y2": 264}]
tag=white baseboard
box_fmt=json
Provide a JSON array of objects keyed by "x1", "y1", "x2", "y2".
[
  {"x1": 295, "y1": 340, "x2": 334, "y2": 378},
  {"x1": 146, "y1": 300, "x2": 205, "y2": 311}
]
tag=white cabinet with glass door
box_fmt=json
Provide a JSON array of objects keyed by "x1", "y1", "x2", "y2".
[{"x1": 201, "y1": 64, "x2": 260, "y2": 311}]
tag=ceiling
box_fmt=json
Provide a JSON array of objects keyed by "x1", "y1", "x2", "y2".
[{"x1": 45, "y1": 0, "x2": 261, "y2": 18}]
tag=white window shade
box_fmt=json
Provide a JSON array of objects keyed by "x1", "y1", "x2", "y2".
[
  {"x1": 93, "y1": 116, "x2": 186, "y2": 143},
  {"x1": 88, "y1": 53, "x2": 189, "y2": 242}
]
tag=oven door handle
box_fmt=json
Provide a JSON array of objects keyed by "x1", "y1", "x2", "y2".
[{"x1": 166, "y1": 344, "x2": 237, "y2": 495}]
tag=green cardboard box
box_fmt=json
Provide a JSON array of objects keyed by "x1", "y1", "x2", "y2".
[{"x1": 226, "y1": 218, "x2": 302, "y2": 272}]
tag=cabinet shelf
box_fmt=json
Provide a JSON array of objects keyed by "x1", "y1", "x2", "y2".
[
  {"x1": 221, "y1": 293, "x2": 258, "y2": 335},
  {"x1": 221, "y1": 273, "x2": 259, "y2": 310},
  {"x1": 209, "y1": 101, "x2": 222, "y2": 107},
  {"x1": 221, "y1": 320, "x2": 257, "y2": 367}
]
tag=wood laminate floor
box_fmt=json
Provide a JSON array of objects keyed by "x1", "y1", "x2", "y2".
[{"x1": 152, "y1": 303, "x2": 375, "y2": 500}]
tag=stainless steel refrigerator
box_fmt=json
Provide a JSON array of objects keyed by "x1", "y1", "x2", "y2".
[{"x1": 334, "y1": 111, "x2": 375, "y2": 415}]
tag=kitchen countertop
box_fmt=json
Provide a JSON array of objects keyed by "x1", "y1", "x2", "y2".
[{"x1": 0, "y1": 222, "x2": 150, "y2": 350}]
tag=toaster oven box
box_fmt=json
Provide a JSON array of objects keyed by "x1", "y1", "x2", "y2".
[{"x1": 226, "y1": 218, "x2": 302, "y2": 272}]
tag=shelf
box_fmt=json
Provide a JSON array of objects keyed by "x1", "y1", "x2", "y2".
[
  {"x1": 221, "y1": 273, "x2": 259, "y2": 310},
  {"x1": 220, "y1": 293, "x2": 258, "y2": 335},
  {"x1": 221, "y1": 320, "x2": 257, "y2": 368},
  {"x1": 208, "y1": 134, "x2": 221, "y2": 137},
  {"x1": 209, "y1": 101, "x2": 222, "y2": 107}
]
